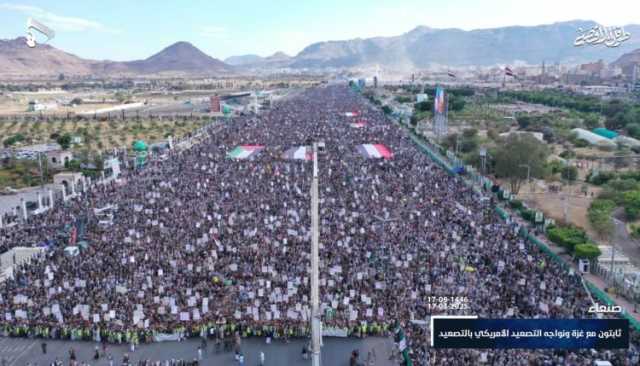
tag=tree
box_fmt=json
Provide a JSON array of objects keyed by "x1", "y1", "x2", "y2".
[
  {"x1": 487, "y1": 128, "x2": 500, "y2": 141},
  {"x1": 381, "y1": 106, "x2": 392, "y2": 115},
  {"x1": 588, "y1": 199, "x2": 615, "y2": 240},
  {"x1": 114, "y1": 92, "x2": 127, "y2": 103},
  {"x1": 3, "y1": 133, "x2": 25, "y2": 147},
  {"x1": 516, "y1": 114, "x2": 532, "y2": 129},
  {"x1": 57, "y1": 133, "x2": 72, "y2": 150},
  {"x1": 627, "y1": 123, "x2": 640, "y2": 139},
  {"x1": 583, "y1": 113, "x2": 601, "y2": 129},
  {"x1": 395, "y1": 96, "x2": 412, "y2": 103},
  {"x1": 449, "y1": 96, "x2": 466, "y2": 112},
  {"x1": 561, "y1": 166, "x2": 578, "y2": 183},
  {"x1": 462, "y1": 128, "x2": 478, "y2": 139},
  {"x1": 414, "y1": 101, "x2": 430, "y2": 112},
  {"x1": 623, "y1": 190, "x2": 640, "y2": 220},
  {"x1": 493, "y1": 134, "x2": 549, "y2": 194},
  {"x1": 410, "y1": 114, "x2": 418, "y2": 126}
]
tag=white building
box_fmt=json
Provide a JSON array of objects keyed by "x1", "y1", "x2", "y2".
[
  {"x1": 46, "y1": 149, "x2": 73, "y2": 169},
  {"x1": 614, "y1": 135, "x2": 640, "y2": 148},
  {"x1": 27, "y1": 100, "x2": 58, "y2": 112},
  {"x1": 571, "y1": 128, "x2": 617, "y2": 147}
]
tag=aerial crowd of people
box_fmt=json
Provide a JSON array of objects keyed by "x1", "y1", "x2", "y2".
[{"x1": 0, "y1": 85, "x2": 639, "y2": 365}]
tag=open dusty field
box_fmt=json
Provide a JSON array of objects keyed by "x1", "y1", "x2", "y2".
[{"x1": 516, "y1": 181, "x2": 603, "y2": 238}]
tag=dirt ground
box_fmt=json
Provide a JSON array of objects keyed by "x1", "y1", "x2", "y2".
[{"x1": 514, "y1": 180, "x2": 603, "y2": 238}]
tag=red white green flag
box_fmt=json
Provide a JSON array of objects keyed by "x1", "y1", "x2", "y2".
[{"x1": 227, "y1": 145, "x2": 264, "y2": 159}]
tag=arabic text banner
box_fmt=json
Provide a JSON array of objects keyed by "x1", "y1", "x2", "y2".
[{"x1": 432, "y1": 318, "x2": 628, "y2": 349}]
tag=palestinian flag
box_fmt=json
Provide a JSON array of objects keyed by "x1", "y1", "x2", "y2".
[
  {"x1": 350, "y1": 122, "x2": 366, "y2": 128},
  {"x1": 447, "y1": 71, "x2": 456, "y2": 78},
  {"x1": 357, "y1": 144, "x2": 393, "y2": 159},
  {"x1": 227, "y1": 145, "x2": 264, "y2": 159},
  {"x1": 282, "y1": 146, "x2": 312, "y2": 160}
]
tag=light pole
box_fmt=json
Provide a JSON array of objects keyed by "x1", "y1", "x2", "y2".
[{"x1": 310, "y1": 142, "x2": 321, "y2": 366}]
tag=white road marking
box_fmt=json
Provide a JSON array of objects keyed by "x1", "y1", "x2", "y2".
[{"x1": 7, "y1": 340, "x2": 37, "y2": 366}]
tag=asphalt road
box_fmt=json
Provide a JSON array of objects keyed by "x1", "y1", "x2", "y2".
[
  {"x1": 0, "y1": 336, "x2": 396, "y2": 366},
  {"x1": 612, "y1": 208, "x2": 640, "y2": 268}
]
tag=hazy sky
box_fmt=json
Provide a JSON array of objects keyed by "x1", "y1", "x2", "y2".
[{"x1": 0, "y1": 0, "x2": 637, "y2": 61}]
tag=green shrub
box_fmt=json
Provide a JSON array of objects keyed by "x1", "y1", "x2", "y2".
[
  {"x1": 520, "y1": 209, "x2": 535, "y2": 222},
  {"x1": 574, "y1": 243, "x2": 602, "y2": 259},
  {"x1": 630, "y1": 224, "x2": 640, "y2": 239},
  {"x1": 561, "y1": 166, "x2": 578, "y2": 182},
  {"x1": 623, "y1": 190, "x2": 640, "y2": 220},
  {"x1": 547, "y1": 160, "x2": 564, "y2": 175},
  {"x1": 607, "y1": 179, "x2": 640, "y2": 192},
  {"x1": 559, "y1": 150, "x2": 576, "y2": 159},
  {"x1": 619, "y1": 171, "x2": 640, "y2": 182},
  {"x1": 589, "y1": 199, "x2": 616, "y2": 213},
  {"x1": 574, "y1": 139, "x2": 589, "y2": 148},
  {"x1": 587, "y1": 171, "x2": 617, "y2": 185},
  {"x1": 509, "y1": 200, "x2": 524, "y2": 210},
  {"x1": 547, "y1": 226, "x2": 588, "y2": 252},
  {"x1": 3, "y1": 133, "x2": 25, "y2": 147}
]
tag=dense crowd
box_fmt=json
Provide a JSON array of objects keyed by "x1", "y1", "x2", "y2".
[{"x1": 0, "y1": 85, "x2": 639, "y2": 365}]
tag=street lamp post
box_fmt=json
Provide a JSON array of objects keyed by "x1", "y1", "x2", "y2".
[{"x1": 310, "y1": 143, "x2": 321, "y2": 366}]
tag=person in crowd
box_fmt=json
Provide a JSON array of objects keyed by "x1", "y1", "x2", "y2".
[{"x1": 0, "y1": 86, "x2": 638, "y2": 366}]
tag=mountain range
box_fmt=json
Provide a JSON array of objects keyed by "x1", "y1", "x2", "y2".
[
  {"x1": 290, "y1": 20, "x2": 640, "y2": 69},
  {"x1": 1, "y1": 20, "x2": 640, "y2": 78},
  {"x1": 612, "y1": 48, "x2": 640, "y2": 74},
  {"x1": 224, "y1": 52, "x2": 292, "y2": 69},
  {"x1": 0, "y1": 38, "x2": 231, "y2": 79}
]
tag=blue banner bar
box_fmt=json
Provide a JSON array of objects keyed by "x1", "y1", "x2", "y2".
[{"x1": 433, "y1": 318, "x2": 629, "y2": 349}]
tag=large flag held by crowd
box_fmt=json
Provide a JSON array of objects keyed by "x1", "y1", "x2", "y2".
[
  {"x1": 226, "y1": 145, "x2": 265, "y2": 159},
  {"x1": 282, "y1": 146, "x2": 312, "y2": 160},
  {"x1": 357, "y1": 144, "x2": 393, "y2": 159}
]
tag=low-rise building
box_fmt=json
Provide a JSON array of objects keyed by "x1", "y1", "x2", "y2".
[
  {"x1": 571, "y1": 128, "x2": 617, "y2": 147},
  {"x1": 27, "y1": 100, "x2": 58, "y2": 112},
  {"x1": 46, "y1": 150, "x2": 73, "y2": 169}
]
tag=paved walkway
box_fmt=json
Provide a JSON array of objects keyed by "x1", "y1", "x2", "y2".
[{"x1": 0, "y1": 337, "x2": 394, "y2": 366}]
